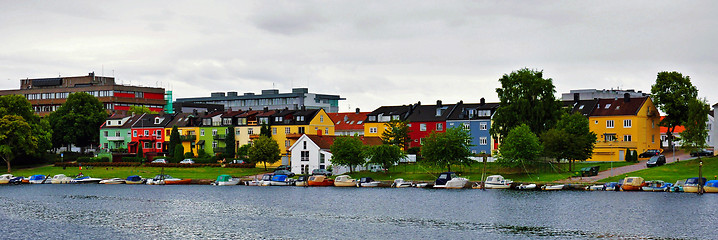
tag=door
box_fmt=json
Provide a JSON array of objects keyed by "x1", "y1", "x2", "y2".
[{"x1": 619, "y1": 150, "x2": 625, "y2": 161}]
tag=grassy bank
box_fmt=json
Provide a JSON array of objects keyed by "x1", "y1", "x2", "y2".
[
  {"x1": 349, "y1": 161, "x2": 633, "y2": 183},
  {"x1": 8, "y1": 165, "x2": 268, "y2": 180},
  {"x1": 600, "y1": 156, "x2": 718, "y2": 183}
]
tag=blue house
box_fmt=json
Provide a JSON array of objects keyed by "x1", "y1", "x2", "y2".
[{"x1": 446, "y1": 98, "x2": 499, "y2": 156}]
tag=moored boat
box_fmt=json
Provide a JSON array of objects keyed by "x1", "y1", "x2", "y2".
[
  {"x1": 294, "y1": 175, "x2": 308, "y2": 187},
  {"x1": 125, "y1": 175, "x2": 145, "y2": 184},
  {"x1": 99, "y1": 178, "x2": 126, "y2": 184},
  {"x1": 517, "y1": 183, "x2": 537, "y2": 190},
  {"x1": 146, "y1": 174, "x2": 172, "y2": 185},
  {"x1": 586, "y1": 184, "x2": 604, "y2": 191},
  {"x1": 72, "y1": 176, "x2": 103, "y2": 184},
  {"x1": 604, "y1": 182, "x2": 620, "y2": 191},
  {"x1": 704, "y1": 180, "x2": 718, "y2": 193},
  {"x1": 670, "y1": 180, "x2": 685, "y2": 192},
  {"x1": 642, "y1": 180, "x2": 670, "y2": 192},
  {"x1": 483, "y1": 175, "x2": 512, "y2": 189},
  {"x1": 269, "y1": 174, "x2": 295, "y2": 186},
  {"x1": 0, "y1": 174, "x2": 14, "y2": 184},
  {"x1": 213, "y1": 175, "x2": 240, "y2": 186},
  {"x1": 259, "y1": 174, "x2": 273, "y2": 186},
  {"x1": 164, "y1": 178, "x2": 192, "y2": 185},
  {"x1": 357, "y1": 177, "x2": 381, "y2": 187},
  {"x1": 391, "y1": 178, "x2": 413, "y2": 188},
  {"x1": 433, "y1": 172, "x2": 468, "y2": 189},
  {"x1": 682, "y1": 177, "x2": 706, "y2": 193},
  {"x1": 307, "y1": 175, "x2": 334, "y2": 186},
  {"x1": 334, "y1": 175, "x2": 357, "y2": 187},
  {"x1": 541, "y1": 184, "x2": 564, "y2": 190},
  {"x1": 28, "y1": 174, "x2": 47, "y2": 184},
  {"x1": 51, "y1": 174, "x2": 73, "y2": 184},
  {"x1": 620, "y1": 177, "x2": 645, "y2": 191}
]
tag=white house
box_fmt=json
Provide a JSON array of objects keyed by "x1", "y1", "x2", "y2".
[{"x1": 288, "y1": 134, "x2": 383, "y2": 175}]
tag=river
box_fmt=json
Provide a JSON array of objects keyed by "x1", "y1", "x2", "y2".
[{"x1": 0, "y1": 184, "x2": 715, "y2": 239}]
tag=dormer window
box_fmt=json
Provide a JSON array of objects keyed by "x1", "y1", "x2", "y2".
[
  {"x1": 579, "y1": 105, "x2": 584, "y2": 110},
  {"x1": 154, "y1": 117, "x2": 160, "y2": 124},
  {"x1": 604, "y1": 104, "x2": 611, "y2": 109}
]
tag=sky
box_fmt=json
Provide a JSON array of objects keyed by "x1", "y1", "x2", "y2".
[{"x1": 1, "y1": 1, "x2": 717, "y2": 112}]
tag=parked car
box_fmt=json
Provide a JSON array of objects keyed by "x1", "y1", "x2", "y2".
[
  {"x1": 273, "y1": 169, "x2": 295, "y2": 177},
  {"x1": 180, "y1": 159, "x2": 195, "y2": 164},
  {"x1": 690, "y1": 149, "x2": 714, "y2": 157},
  {"x1": 274, "y1": 165, "x2": 290, "y2": 171},
  {"x1": 311, "y1": 169, "x2": 332, "y2": 176},
  {"x1": 639, "y1": 149, "x2": 662, "y2": 158},
  {"x1": 151, "y1": 158, "x2": 167, "y2": 164},
  {"x1": 231, "y1": 159, "x2": 246, "y2": 164},
  {"x1": 646, "y1": 155, "x2": 666, "y2": 167}
]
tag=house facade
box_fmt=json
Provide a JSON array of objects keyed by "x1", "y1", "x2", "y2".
[
  {"x1": 130, "y1": 113, "x2": 172, "y2": 155},
  {"x1": 364, "y1": 104, "x2": 415, "y2": 139},
  {"x1": 446, "y1": 99, "x2": 499, "y2": 155},
  {"x1": 406, "y1": 101, "x2": 456, "y2": 149},
  {"x1": 197, "y1": 112, "x2": 225, "y2": 156},
  {"x1": 269, "y1": 108, "x2": 335, "y2": 166},
  {"x1": 288, "y1": 134, "x2": 382, "y2": 175},
  {"x1": 163, "y1": 112, "x2": 200, "y2": 157},
  {"x1": 99, "y1": 114, "x2": 140, "y2": 152},
  {"x1": 328, "y1": 109, "x2": 368, "y2": 136}
]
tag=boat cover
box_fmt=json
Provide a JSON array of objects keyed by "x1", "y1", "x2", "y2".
[
  {"x1": 435, "y1": 172, "x2": 455, "y2": 186},
  {"x1": 126, "y1": 175, "x2": 142, "y2": 181},
  {"x1": 686, "y1": 177, "x2": 707, "y2": 185},
  {"x1": 271, "y1": 174, "x2": 288, "y2": 182},
  {"x1": 29, "y1": 175, "x2": 45, "y2": 181},
  {"x1": 705, "y1": 180, "x2": 718, "y2": 187},
  {"x1": 216, "y1": 175, "x2": 231, "y2": 182},
  {"x1": 360, "y1": 177, "x2": 375, "y2": 183}
]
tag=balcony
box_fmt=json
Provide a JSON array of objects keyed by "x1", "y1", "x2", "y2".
[
  {"x1": 249, "y1": 134, "x2": 260, "y2": 139},
  {"x1": 213, "y1": 147, "x2": 226, "y2": 153},
  {"x1": 213, "y1": 134, "x2": 226, "y2": 140},
  {"x1": 180, "y1": 135, "x2": 197, "y2": 142},
  {"x1": 107, "y1": 136, "x2": 124, "y2": 141},
  {"x1": 595, "y1": 141, "x2": 637, "y2": 149},
  {"x1": 137, "y1": 135, "x2": 162, "y2": 141}
]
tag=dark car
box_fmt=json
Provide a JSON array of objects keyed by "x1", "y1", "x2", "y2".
[
  {"x1": 274, "y1": 165, "x2": 290, "y2": 171},
  {"x1": 273, "y1": 169, "x2": 295, "y2": 177},
  {"x1": 639, "y1": 149, "x2": 661, "y2": 158},
  {"x1": 311, "y1": 169, "x2": 332, "y2": 176},
  {"x1": 690, "y1": 149, "x2": 714, "y2": 157},
  {"x1": 646, "y1": 155, "x2": 666, "y2": 167}
]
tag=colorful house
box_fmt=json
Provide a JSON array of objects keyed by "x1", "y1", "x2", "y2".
[
  {"x1": 164, "y1": 112, "x2": 200, "y2": 157},
  {"x1": 288, "y1": 134, "x2": 382, "y2": 175},
  {"x1": 364, "y1": 104, "x2": 415, "y2": 138},
  {"x1": 99, "y1": 114, "x2": 141, "y2": 152},
  {"x1": 235, "y1": 110, "x2": 262, "y2": 148},
  {"x1": 446, "y1": 99, "x2": 499, "y2": 155},
  {"x1": 197, "y1": 112, "x2": 225, "y2": 156},
  {"x1": 269, "y1": 108, "x2": 335, "y2": 166},
  {"x1": 328, "y1": 109, "x2": 369, "y2": 136},
  {"x1": 129, "y1": 113, "x2": 173, "y2": 155},
  {"x1": 405, "y1": 100, "x2": 456, "y2": 149}
]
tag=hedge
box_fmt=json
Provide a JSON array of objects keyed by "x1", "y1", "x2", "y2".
[
  {"x1": 55, "y1": 162, "x2": 142, "y2": 167},
  {"x1": 77, "y1": 156, "x2": 111, "y2": 163},
  {"x1": 225, "y1": 163, "x2": 256, "y2": 168},
  {"x1": 144, "y1": 163, "x2": 222, "y2": 168}
]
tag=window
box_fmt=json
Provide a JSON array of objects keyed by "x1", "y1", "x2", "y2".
[
  {"x1": 166, "y1": 129, "x2": 171, "y2": 135},
  {"x1": 115, "y1": 131, "x2": 120, "y2": 137},
  {"x1": 272, "y1": 127, "x2": 277, "y2": 135},
  {"x1": 156, "y1": 130, "x2": 161, "y2": 136},
  {"x1": 623, "y1": 119, "x2": 632, "y2": 128},
  {"x1": 463, "y1": 123, "x2": 470, "y2": 131},
  {"x1": 212, "y1": 141, "x2": 217, "y2": 148},
  {"x1": 480, "y1": 122, "x2": 487, "y2": 130},
  {"x1": 200, "y1": 129, "x2": 205, "y2": 136},
  {"x1": 623, "y1": 135, "x2": 632, "y2": 142},
  {"x1": 604, "y1": 104, "x2": 611, "y2": 109},
  {"x1": 156, "y1": 142, "x2": 162, "y2": 149},
  {"x1": 247, "y1": 128, "x2": 254, "y2": 135},
  {"x1": 480, "y1": 137, "x2": 488, "y2": 145},
  {"x1": 320, "y1": 153, "x2": 325, "y2": 163},
  {"x1": 370, "y1": 127, "x2": 377, "y2": 133},
  {"x1": 652, "y1": 120, "x2": 655, "y2": 128},
  {"x1": 392, "y1": 115, "x2": 399, "y2": 120},
  {"x1": 144, "y1": 142, "x2": 150, "y2": 149},
  {"x1": 298, "y1": 127, "x2": 305, "y2": 134},
  {"x1": 605, "y1": 134, "x2": 616, "y2": 142},
  {"x1": 301, "y1": 151, "x2": 309, "y2": 161},
  {"x1": 420, "y1": 124, "x2": 427, "y2": 131},
  {"x1": 285, "y1": 140, "x2": 291, "y2": 147},
  {"x1": 303, "y1": 141, "x2": 307, "y2": 149},
  {"x1": 236, "y1": 129, "x2": 240, "y2": 135},
  {"x1": 652, "y1": 135, "x2": 655, "y2": 143},
  {"x1": 104, "y1": 131, "x2": 108, "y2": 137},
  {"x1": 133, "y1": 130, "x2": 137, "y2": 137},
  {"x1": 154, "y1": 117, "x2": 160, "y2": 124},
  {"x1": 285, "y1": 127, "x2": 290, "y2": 134},
  {"x1": 606, "y1": 120, "x2": 614, "y2": 128},
  {"x1": 144, "y1": 130, "x2": 149, "y2": 136},
  {"x1": 212, "y1": 129, "x2": 217, "y2": 136},
  {"x1": 368, "y1": 116, "x2": 376, "y2": 122},
  {"x1": 320, "y1": 115, "x2": 324, "y2": 122},
  {"x1": 103, "y1": 143, "x2": 108, "y2": 149},
  {"x1": 436, "y1": 123, "x2": 443, "y2": 131},
  {"x1": 325, "y1": 128, "x2": 329, "y2": 134}
]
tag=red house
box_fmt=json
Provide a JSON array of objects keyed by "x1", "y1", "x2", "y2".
[
  {"x1": 129, "y1": 113, "x2": 173, "y2": 155},
  {"x1": 406, "y1": 101, "x2": 457, "y2": 149}
]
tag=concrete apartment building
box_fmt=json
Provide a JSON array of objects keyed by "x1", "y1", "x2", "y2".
[
  {"x1": 562, "y1": 89, "x2": 649, "y2": 101},
  {"x1": 175, "y1": 88, "x2": 345, "y2": 113}
]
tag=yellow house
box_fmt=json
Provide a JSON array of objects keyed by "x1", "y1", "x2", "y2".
[
  {"x1": 268, "y1": 108, "x2": 335, "y2": 167},
  {"x1": 587, "y1": 96, "x2": 661, "y2": 161},
  {"x1": 235, "y1": 110, "x2": 263, "y2": 148},
  {"x1": 364, "y1": 105, "x2": 414, "y2": 138},
  {"x1": 164, "y1": 113, "x2": 200, "y2": 157}
]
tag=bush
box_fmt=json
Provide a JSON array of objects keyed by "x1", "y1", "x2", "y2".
[
  {"x1": 192, "y1": 158, "x2": 218, "y2": 164},
  {"x1": 119, "y1": 157, "x2": 145, "y2": 162},
  {"x1": 55, "y1": 162, "x2": 141, "y2": 167},
  {"x1": 77, "y1": 156, "x2": 111, "y2": 163},
  {"x1": 225, "y1": 162, "x2": 256, "y2": 168},
  {"x1": 184, "y1": 152, "x2": 195, "y2": 158},
  {"x1": 144, "y1": 163, "x2": 221, "y2": 168}
]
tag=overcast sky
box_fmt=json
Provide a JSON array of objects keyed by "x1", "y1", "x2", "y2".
[{"x1": 1, "y1": 1, "x2": 716, "y2": 112}]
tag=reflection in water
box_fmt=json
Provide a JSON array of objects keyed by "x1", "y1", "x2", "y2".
[{"x1": 0, "y1": 185, "x2": 712, "y2": 239}]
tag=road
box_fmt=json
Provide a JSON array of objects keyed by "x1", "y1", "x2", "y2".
[{"x1": 560, "y1": 149, "x2": 694, "y2": 183}]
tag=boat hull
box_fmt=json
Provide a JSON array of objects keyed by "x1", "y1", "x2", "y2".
[
  {"x1": 684, "y1": 186, "x2": 699, "y2": 193},
  {"x1": 621, "y1": 185, "x2": 643, "y2": 191},
  {"x1": 165, "y1": 179, "x2": 192, "y2": 185},
  {"x1": 334, "y1": 181, "x2": 356, "y2": 187},
  {"x1": 704, "y1": 186, "x2": 718, "y2": 193},
  {"x1": 542, "y1": 185, "x2": 564, "y2": 190},
  {"x1": 308, "y1": 180, "x2": 334, "y2": 186},
  {"x1": 215, "y1": 179, "x2": 240, "y2": 186},
  {"x1": 434, "y1": 178, "x2": 468, "y2": 189},
  {"x1": 269, "y1": 181, "x2": 293, "y2": 186},
  {"x1": 517, "y1": 184, "x2": 537, "y2": 190},
  {"x1": 125, "y1": 180, "x2": 144, "y2": 184},
  {"x1": 359, "y1": 182, "x2": 380, "y2": 187},
  {"x1": 484, "y1": 183, "x2": 511, "y2": 189}
]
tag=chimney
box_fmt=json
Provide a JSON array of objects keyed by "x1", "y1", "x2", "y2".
[
  {"x1": 480, "y1": 97, "x2": 485, "y2": 105},
  {"x1": 417, "y1": 101, "x2": 421, "y2": 106},
  {"x1": 263, "y1": 107, "x2": 269, "y2": 112},
  {"x1": 355, "y1": 108, "x2": 360, "y2": 114},
  {"x1": 437, "y1": 100, "x2": 442, "y2": 107},
  {"x1": 624, "y1": 93, "x2": 630, "y2": 102},
  {"x1": 574, "y1": 93, "x2": 580, "y2": 103}
]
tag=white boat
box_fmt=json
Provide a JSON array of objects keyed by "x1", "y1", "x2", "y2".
[
  {"x1": 586, "y1": 184, "x2": 605, "y2": 191},
  {"x1": 244, "y1": 176, "x2": 261, "y2": 186},
  {"x1": 28, "y1": 174, "x2": 47, "y2": 184},
  {"x1": 258, "y1": 174, "x2": 273, "y2": 186},
  {"x1": 269, "y1": 174, "x2": 295, "y2": 186},
  {"x1": 0, "y1": 174, "x2": 13, "y2": 184},
  {"x1": 213, "y1": 175, "x2": 240, "y2": 186},
  {"x1": 484, "y1": 175, "x2": 512, "y2": 189},
  {"x1": 294, "y1": 175, "x2": 308, "y2": 187},
  {"x1": 392, "y1": 178, "x2": 413, "y2": 188},
  {"x1": 433, "y1": 172, "x2": 469, "y2": 189},
  {"x1": 541, "y1": 184, "x2": 565, "y2": 190},
  {"x1": 146, "y1": 174, "x2": 178, "y2": 185},
  {"x1": 99, "y1": 178, "x2": 126, "y2": 184},
  {"x1": 72, "y1": 176, "x2": 103, "y2": 184},
  {"x1": 414, "y1": 183, "x2": 430, "y2": 188},
  {"x1": 517, "y1": 183, "x2": 537, "y2": 190},
  {"x1": 51, "y1": 174, "x2": 73, "y2": 184},
  {"x1": 334, "y1": 175, "x2": 357, "y2": 187},
  {"x1": 357, "y1": 177, "x2": 381, "y2": 187}
]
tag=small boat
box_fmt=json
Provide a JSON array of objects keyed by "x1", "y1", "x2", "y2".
[
  {"x1": 483, "y1": 175, "x2": 512, "y2": 189},
  {"x1": 28, "y1": 174, "x2": 47, "y2": 184},
  {"x1": 704, "y1": 180, "x2": 718, "y2": 193},
  {"x1": 9, "y1": 176, "x2": 24, "y2": 184},
  {"x1": 586, "y1": 184, "x2": 605, "y2": 191},
  {"x1": 259, "y1": 174, "x2": 273, "y2": 186},
  {"x1": 72, "y1": 176, "x2": 103, "y2": 184},
  {"x1": 164, "y1": 178, "x2": 192, "y2": 185},
  {"x1": 146, "y1": 174, "x2": 173, "y2": 185},
  {"x1": 213, "y1": 175, "x2": 240, "y2": 186},
  {"x1": 51, "y1": 174, "x2": 73, "y2": 184},
  {"x1": 269, "y1": 174, "x2": 295, "y2": 186},
  {"x1": 414, "y1": 182, "x2": 430, "y2": 188},
  {"x1": 670, "y1": 180, "x2": 685, "y2": 192},
  {"x1": 433, "y1": 172, "x2": 468, "y2": 189},
  {"x1": 392, "y1": 178, "x2": 413, "y2": 188},
  {"x1": 604, "y1": 182, "x2": 620, "y2": 191},
  {"x1": 307, "y1": 175, "x2": 334, "y2": 186},
  {"x1": 684, "y1": 177, "x2": 708, "y2": 193},
  {"x1": 0, "y1": 174, "x2": 13, "y2": 184},
  {"x1": 333, "y1": 175, "x2": 357, "y2": 187},
  {"x1": 541, "y1": 184, "x2": 564, "y2": 190},
  {"x1": 294, "y1": 175, "x2": 309, "y2": 187},
  {"x1": 357, "y1": 177, "x2": 381, "y2": 187},
  {"x1": 517, "y1": 183, "x2": 537, "y2": 190},
  {"x1": 642, "y1": 180, "x2": 670, "y2": 192},
  {"x1": 125, "y1": 175, "x2": 145, "y2": 184},
  {"x1": 99, "y1": 178, "x2": 126, "y2": 184},
  {"x1": 620, "y1": 177, "x2": 645, "y2": 191},
  {"x1": 244, "y1": 176, "x2": 261, "y2": 186}
]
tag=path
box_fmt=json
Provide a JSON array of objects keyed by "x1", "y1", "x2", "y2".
[{"x1": 559, "y1": 150, "x2": 694, "y2": 183}]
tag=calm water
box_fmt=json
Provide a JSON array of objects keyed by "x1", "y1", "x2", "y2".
[{"x1": 0, "y1": 184, "x2": 715, "y2": 240}]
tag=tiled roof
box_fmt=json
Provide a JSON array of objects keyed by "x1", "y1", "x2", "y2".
[
  {"x1": 446, "y1": 102, "x2": 499, "y2": 120},
  {"x1": 328, "y1": 112, "x2": 369, "y2": 131},
  {"x1": 590, "y1": 97, "x2": 648, "y2": 116},
  {"x1": 406, "y1": 103, "x2": 456, "y2": 122},
  {"x1": 221, "y1": 110, "x2": 243, "y2": 118},
  {"x1": 562, "y1": 99, "x2": 599, "y2": 117},
  {"x1": 366, "y1": 105, "x2": 414, "y2": 122},
  {"x1": 256, "y1": 110, "x2": 278, "y2": 117},
  {"x1": 166, "y1": 113, "x2": 196, "y2": 127},
  {"x1": 132, "y1": 113, "x2": 174, "y2": 128},
  {"x1": 237, "y1": 110, "x2": 261, "y2": 118},
  {"x1": 201, "y1": 111, "x2": 224, "y2": 119},
  {"x1": 659, "y1": 116, "x2": 685, "y2": 134},
  {"x1": 306, "y1": 135, "x2": 383, "y2": 149}
]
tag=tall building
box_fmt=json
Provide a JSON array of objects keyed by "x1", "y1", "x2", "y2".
[
  {"x1": 0, "y1": 72, "x2": 167, "y2": 116},
  {"x1": 175, "y1": 88, "x2": 344, "y2": 113},
  {"x1": 562, "y1": 89, "x2": 649, "y2": 102}
]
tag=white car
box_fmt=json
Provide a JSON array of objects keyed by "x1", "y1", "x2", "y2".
[
  {"x1": 180, "y1": 159, "x2": 195, "y2": 164},
  {"x1": 151, "y1": 159, "x2": 167, "y2": 164}
]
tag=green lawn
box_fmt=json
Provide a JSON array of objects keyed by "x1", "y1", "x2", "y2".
[
  {"x1": 347, "y1": 161, "x2": 633, "y2": 183},
  {"x1": 600, "y1": 156, "x2": 718, "y2": 183},
  {"x1": 8, "y1": 165, "x2": 269, "y2": 180}
]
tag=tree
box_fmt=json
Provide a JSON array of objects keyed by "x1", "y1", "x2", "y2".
[
  {"x1": 366, "y1": 144, "x2": 405, "y2": 173},
  {"x1": 224, "y1": 126, "x2": 236, "y2": 158},
  {"x1": 330, "y1": 136, "x2": 366, "y2": 173},
  {"x1": 173, "y1": 144, "x2": 185, "y2": 163},
  {"x1": 490, "y1": 68, "x2": 563, "y2": 140},
  {"x1": 248, "y1": 136, "x2": 281, "y2": 170},
  {"x1": 48, "y1": 92, "x2": 107, "y2": 152},
  {"x1": 0, "y1": 95, "x2": 52, "y2": 172},
  {"x1": 237, "y1": 144, "x2": 251, "y2": 161},
  {"x1": 420, "y1": 127, "x2": 474, "y2": 172},
  {"x1": 137, "y1": 142, "x2": 144, "y2": 158},
  {"x1": 168, "y1": 126, "x2": 181, "y2": 160},
  {"x1": 651, "y1": 71, "x2": 698, "y2": 149},
  {"x1": 128, "y1": 105, "x2": 157, "y2": 114},
  {"x1": 541, "y1": 113, "x2": 597, "y2": 171},
  {"x1": 497, "y1": 124, "x2": 543, "y2": 169},
  {"x1": 381, "y1": 120, "x2": 411, "y2": 150},
  {"x1": 681, "y1": 98, "x2": 710, "y2": 157},
  {"x1": 260, "y1": 123, "x2": 272, "y2": 137}
]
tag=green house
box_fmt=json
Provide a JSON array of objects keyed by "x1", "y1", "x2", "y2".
[{"x1": 99, "y1": 114, "x2": 142, "y2": 153}]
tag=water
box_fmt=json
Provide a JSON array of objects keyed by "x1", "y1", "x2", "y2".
[{"x1": 0, "y1": 185, "x2": 715, "y2": 239}]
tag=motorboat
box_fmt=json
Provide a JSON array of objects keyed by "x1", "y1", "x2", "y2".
[
  {"x1": 333, "y1": 175, "x2": 357, "y2": 187},
  {"x1": 670, "y1": 180, "x2": 685, "y2": 192},
  {"x1": 9, "y1": 176, "x2": 24, "y2": 184},
  {"x1": 392, "y1": 178, "x2": 413, "y2": 188},
  {"x1": 642, "y1": 180, "x2": 670, "y2": 192},
  {"x1": 146, "y1": 174, "x2": 173, "y2": 185},
  {"x1": 164, "y1": 178, "x2": 192, "y2": 185},
  {"x1": 294, "y1": 175, "x2": 309, "y2": 187},
  {"x1": 620, "y1": 177, "x2": 645, "y2": 191},
  {"x1": 684, "y1": 177, "x2": 707, "y2": 193},
  {"x1": 433, "y1": 172, "x2": 468, "y2": 189},
  {"x1": 99, "y1": 178, "x2": 126, "y2": 184},
  {"x1": 541, "y1": 184, "x2": 564, "y2": 190},
  {"x1": 72, "y1": 176, "x2": 103, "y2": 184},
  {"x1": 604, "y1": 182, "x2": 620, "y2": 191},
  {"x1": 483, "y1": 175, "x2": 512, "y2": 189},
  {"x1": 517, "y1": 183, "x2": 537, "y2": 190},
  {"x1": 51, "y1": 174, "x2": 73, "y2": 184},
  {"x1": 28, "y1": 174, "x2": 47, "y2": 184},
  {"x1": 307, "y1": 175, "x2": 334, "y2": 186},
  {"x1": 269, "y1": 174, "x2": 295, "y2": 186},
  {"x1": 0, "y1": 174, "x2": 13, "y2": 184},
  {"x1": 213, "y1": 175, "x2": 240, "y2": 186},
  {"x1": 125, "y1": 175, "x2": 145, "y2": 184},
  {"x1": 414, "y1": 182, "x2": 430, "y2": 188},
  {"x1": 357, "y1": 177, "x2": 381, "y2": 187},
  {"x1": 244, "y1": 176, "x2": 261, "y2": 186},
  {"x1": 259, "y1": 174, "x2": 273, "y2": 186},
  {"x1": 704, "y1": 180, "x2": 718, "y2": 193}
]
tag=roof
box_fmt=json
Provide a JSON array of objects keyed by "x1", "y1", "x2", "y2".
[
  {"x1": 304, "y1": 135, "x2": 383, "y2": 149},
  {"x1": 237, "y1": 110, "x2": 261, "y2": 118},
  {"x1": 562, "y1": 99, "x2": 599, "y2": 117},
  {"x1": 659, "y1": 116, "x2": 685, "y2": 134},
  {"x1": 256, "y1": 110, "x2": 278, "y2": 117},
  {"x1": 328, "y1": 112, "x2": 369, "y2": 131},
  {"x1": 201, "y1": 111, "x2": 224, "y2": 119},
  {"x1": 446, "y1": 101, "x2": 499, "y2": 120},
  {"x1": 166, "y1": 113, "x2": 196, "y2": 128},
  {"x1": 366, "y1": 105, "x2": 414, "y2": 122},
  {"x1": 221, "y1": 110, "x2": 243, "y2": 118},
  {"x1": 406, "y1": 103, "x2": 456, "y2": 122},
  {"x1": 107, "y1": 114, "x2": 129, "y2": 120},
  {"x1": 132, "y1": 113, "x2": 174, "y2": 128},
  {"x1": 590, "y1": 97, "x2": 648, "y2": 116}
]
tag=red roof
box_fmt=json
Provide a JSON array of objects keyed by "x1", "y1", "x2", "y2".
[
  {"x1": 659, "y1": 116, "x2": 685, "y2": 134},
  {"x1": 328, "y1": 112, "x2": 369, "y2": 131},
  {"x1": 591, "y1": 97, "x2": 648, "y2": 116},
  {"x1": 305, "y1": 135, "x2": 383, "y2": 149}
]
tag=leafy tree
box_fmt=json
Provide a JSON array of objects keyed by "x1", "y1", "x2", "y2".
[
  {"x1": 137, "y1": 142, "x2": 144, "y2": 158},
  {"x1": 490, "y1": 68, "x2": 563, "y2": 140},
  {"x1": 128, "y1": 105, "x2": 157, "y2": 114},
  {"x1": 681, "y1": 98, "x2": 710, "y2": 157},
  {"x1": 260, "y1": 123, "x2": 272, "y2": 137},
  {"x1": 497, "y1": 124, "x2": 543, "y2": 169},
  {"x1": 381, "y1": 120, "x2": 411, "y2": 150},
  {"x1": 224, "y1": 126, "x2": 236, "y2": 158},
  {"x1": 0, "y1": 95, "x2": 52, "y2": 172},
  {"x1": 248, "y1": 136, "x2": 281, "y2": 170},
  {"x1": 330, "y1": 136, "x2": 366, "y2": 173},
  {"x1": 366, "y1": 144, "x2": 405, "y2": 173},
  {"x1": 237, "y1": 144, "x2": 251, "y2": 161},
  {"x1": 173, "y1": 144, "x2": 185, "y2": 163},
  {"x1": 48, "y1": 92, "x2": 107, "y2": 152},
  {"x1": 541, "y1": 113, "x2": 597, "y2": 171},
  {"x1": 168, "y1": 126, "x2": 181, "y2": 160},
  {"x1": 420, "y1": 127, "x2": 474, "y2": 172},
  {"x1": 651, "y1": 71, "x2": 698, "y2": 149}
]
